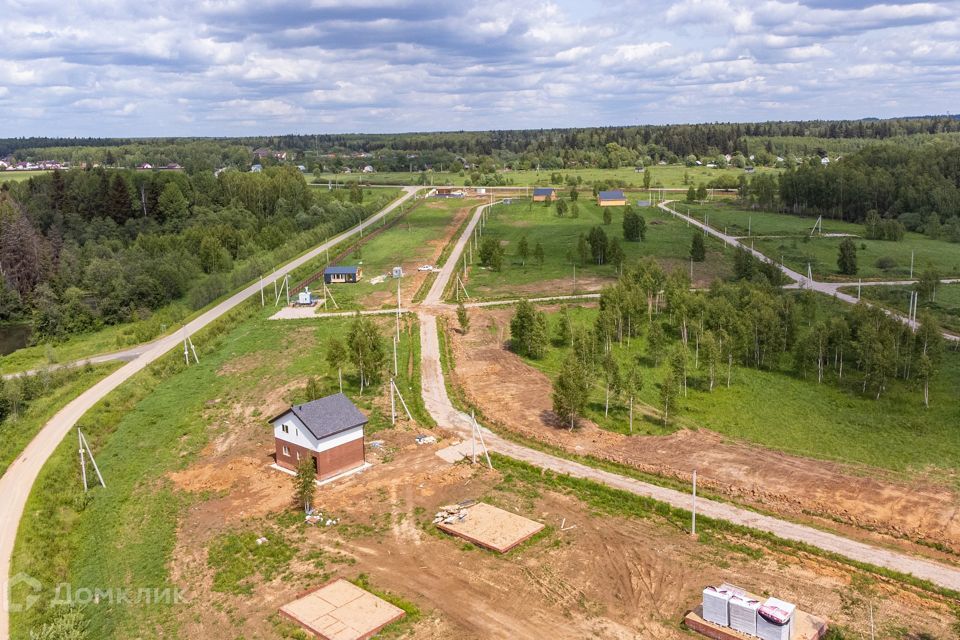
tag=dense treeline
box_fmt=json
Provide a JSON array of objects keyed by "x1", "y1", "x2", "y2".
[
  {"x1": 0, "y1": 167, "x2": 390, "y2": 341},
  {"x1": 4, "y1": 116, "x2": 959, "y2": 173},
  {"x1": 736, "y1": 143, "x2": 960, "y2": 229}
]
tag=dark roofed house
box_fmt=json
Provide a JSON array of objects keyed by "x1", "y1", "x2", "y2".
[
  {"x1": 323, "y1": 266, "x2": 362, "y2": 284},
  {"x1": 532, "y1": 187, "x2": 555, "y2": 202},
  {"x1": 271, "y1": 393, "x2": 368, "y2": 480},
  {"x1": 597, "y1": 190, "x2": 627, "y2": 206}
]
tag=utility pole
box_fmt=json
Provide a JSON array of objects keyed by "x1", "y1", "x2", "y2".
[{"x1": 691, "y1": 469, "x2": 697, "y2": 536}]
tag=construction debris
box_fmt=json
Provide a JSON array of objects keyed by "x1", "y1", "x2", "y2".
[
  {"x1": 255, "y1": 537, "x2": 269, "y2": 546},
  {"x1": 432, "y1": 499, "x2": 477, "y2": 525},
  {"x1": 415, "y1": 435, "x2": 437, "y2": 445}
]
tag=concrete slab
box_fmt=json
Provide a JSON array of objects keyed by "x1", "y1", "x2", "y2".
[
  {"x1": 436, "y1": 502, "x2": 544, "y2": 553},
  {"x1": 279, "y1": 578, "x2": 405, "y2": 640},
  {"x1": 435, "y1": 440, "x2": 474, "y2": 464}
]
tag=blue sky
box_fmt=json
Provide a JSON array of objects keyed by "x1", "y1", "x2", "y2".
[{"x1": 0, "y1": 0, "x2": 958, "y2": 136}]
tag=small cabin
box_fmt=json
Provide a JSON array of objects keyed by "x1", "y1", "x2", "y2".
[
  {"x1": 391, "y1": 266, "x2": 403, "y2": 279},
  {"x1": 597, "y1": 190, "x2": 627, "y2": 207},
  {"x1": 532, "y1": 187, "x2": 555, "y2": 202},
  {"x1": 323, "y1": 266, "x2": 362, "y2": 284},
  {"x1": 270, "y1": 393, "x2": 368, "y2": 480}
]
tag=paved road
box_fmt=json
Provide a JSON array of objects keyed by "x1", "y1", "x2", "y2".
[
  {"x1": 658, "y1": 201, "x2": 960, "y2": 341},
  {"x1": 0, "y1": 187, "x2": 418, "y2": 638},
  {"x1": 413, "y1": 196, "x2": 960, "y2": 593}
]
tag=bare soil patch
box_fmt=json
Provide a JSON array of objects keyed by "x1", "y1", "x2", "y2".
[{"x1": 449, "y1": 307, "x2": 960, "y2": 555}]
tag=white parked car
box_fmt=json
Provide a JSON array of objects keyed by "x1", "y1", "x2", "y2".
[{"x1": 418, "y1": 265, "x2": 434, "y2": 272}]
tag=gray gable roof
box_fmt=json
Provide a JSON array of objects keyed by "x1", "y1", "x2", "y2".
[{"x1": 272, "y1": 393, "x2": 368, "y2": 440}]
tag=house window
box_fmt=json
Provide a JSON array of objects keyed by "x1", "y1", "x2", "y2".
[{"x1": 282, "y1": 445, "x2": 290, "y2": 456}]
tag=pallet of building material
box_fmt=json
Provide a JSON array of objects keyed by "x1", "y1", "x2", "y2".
[
  {"x1": 729, "y1": 594, "x2": 762, "y2": 636},
  {"x1": 702, "y1": 586, "x2": 734, "y2": 626},
  {"x1": 757, "y1": 597, "x2": 795, "y2": 640}
]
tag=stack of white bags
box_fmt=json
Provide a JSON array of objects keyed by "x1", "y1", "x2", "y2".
[
  {"x1": 729, "y1": 594, "x2": 762, "y2": 636},
  {"x1": 702, "y1": 585, "x2": 734, "y2": 626},
  {"x1": 757, "y1": 597, "x2": 795, "y2": 640}
]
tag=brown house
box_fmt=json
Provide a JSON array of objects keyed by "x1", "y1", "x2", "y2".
[
  {"x1": 270, "y1": 393, "x2": 367, "y2": 480},
  {"x1": 532, "y1": 187, "x2": 555, "y2": 202}
]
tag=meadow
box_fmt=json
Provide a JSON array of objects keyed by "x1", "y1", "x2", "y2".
[
  {"x1": 10, "y1": 302, "x2": 427, "y2": 638},
  {"x1": 313, "y1": 164, "x2": 779, "y2": 189},
  {"x1": 680, "y1": 202, "x2": 863, "y2": 237},
  {"x1": 459, "y1": 198, "x2": 731, "y2": 300},
  {"x1": 755, "y1": 233, "x2": 960, "y2": 281},
  {"x1": 0, "y1": 170, "x2": 50, "y2": 183},
  {"x1": 519, "y1": 303, "x2": 960, "y2": 475},
  {"x1": 679, "y1": 201, "x2": 960, "y2": 281}
]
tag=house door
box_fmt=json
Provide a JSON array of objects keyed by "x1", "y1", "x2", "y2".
[{"x1": 312, "y1": 456, "x2": 319, "y2": 476}]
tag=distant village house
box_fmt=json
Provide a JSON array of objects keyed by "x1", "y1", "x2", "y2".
[
  {"x1": 532, "y1": 187, "x2": 555, "y2": 202},
  {"x1": 323, "y1": 266, "x2": 362, "y2": 284},
  {"x1": 597, "y1": 189, "x2": 627, "y2": 207}
]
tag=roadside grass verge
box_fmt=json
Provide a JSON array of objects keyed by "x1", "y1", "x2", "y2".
[{"x1": 0, "y1": 362, "x2": 120, "y2": 476}]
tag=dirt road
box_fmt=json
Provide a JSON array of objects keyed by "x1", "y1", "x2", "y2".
[{"x1": 0, "y1": 187, "x2": 418, "y2": 639}]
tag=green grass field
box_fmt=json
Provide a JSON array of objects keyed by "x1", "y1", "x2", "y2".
[
  {"x1": 677, "y1": 201, "x2": 960, "y2": 281},
  {"x1": 680, "y1": 202, "x2": 864, "y2": 237},
  {"x1": 314, "y1": 197, "x2": 478, "y2": 309},
  {"x1": 314, "y1": 164, "x2": 779, "y2": 189},
  {"x1": 520, "y1": 303, "x2": 960, "y2": 476},
  {"x1": 0, "y1": 170, "x2": 50, "y2": 183},
  {"x1": 843, "y1": 283, "x2": 960, "y2": 334},
  {"x1": 10, "y1": 303, "x2": 427, "y2": 638},
  {"x1": 755, "y1": 233, "x2": 960, "y2": 281},
  {"x1": 459, "y1": 199, "x2": 731, "y2": 300}
]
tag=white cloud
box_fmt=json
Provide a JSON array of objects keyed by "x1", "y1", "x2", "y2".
[{"x1": 0, "y1": 0, "x2": 957, "y2": 135}]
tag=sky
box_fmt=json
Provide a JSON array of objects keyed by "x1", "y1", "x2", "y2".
[{"x1": 0, "y1": 0, "x2": 958, "y2": 137}]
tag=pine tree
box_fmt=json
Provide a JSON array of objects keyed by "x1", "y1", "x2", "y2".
[
  {"x1": 456, "y1": 301, "x2": 470, "y2": 334},
  {"x1": 690, "y1": 232, "x2": 706, "y2": 262},
  {"x1": 517, "y1": 235, "x2": 529, "y2": 266},
  {"x1": 534, "y1": 241, "x2": 545, "y2": 267},
  {"x1": 510, "y1": 299, "x2": 548, "y2": 358},
  {"x1": 837, "y1": 237, "x2": 858, "y2": 275},
  {"x1": 603, "y1": 207, "x2": 612, "y2": 225}
]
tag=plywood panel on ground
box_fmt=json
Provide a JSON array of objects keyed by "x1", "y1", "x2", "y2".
[
  {"x1": 279, "y1": 578, "x2": 405, "y2": 640},
  {"x1": 436, "y1": 502, "x2": 544, "y2": 553}
]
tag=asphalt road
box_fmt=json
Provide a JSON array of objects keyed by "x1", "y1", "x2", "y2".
[{"x1": 0, "y1": 187, "x2": 418, "y2": 638}]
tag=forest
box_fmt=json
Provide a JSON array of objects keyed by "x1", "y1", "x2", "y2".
[
  {"x1": 3, "y1": 115, "x2": 960, "y2": 173},
  {"x1": 733, "y1": 143, "x2": 960, "y2": 228},
  {"x1": 0, "y1": 166, "x2": 389, "y2": 341}
]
